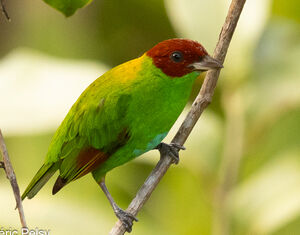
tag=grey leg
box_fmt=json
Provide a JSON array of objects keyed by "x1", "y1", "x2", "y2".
[{"x1": 98, "y1": 177, "x2": 138, "y2": 232}]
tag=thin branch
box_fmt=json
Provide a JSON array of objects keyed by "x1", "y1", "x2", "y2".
[
  {"x1": 0, "y1": 129, "x2": 27, "y2": 228},
  {"x1": 0, "y1": 0, "x2": 10, "y2": 21},
  {"x1": 110, "y1": 0, "x2": 246, "y2": 234}
]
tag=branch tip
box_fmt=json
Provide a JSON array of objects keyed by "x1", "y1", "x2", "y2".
[
  {"x1": 0, "y1": 0, "x2": 10, "y2": 21},
  {"x1": 0, "y1": 129, "x2": 27, "y2": 227}
]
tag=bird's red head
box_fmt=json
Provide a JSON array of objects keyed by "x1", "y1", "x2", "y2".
[{"x1": 146, "y1": 38, "x2": 223, "y2": 77}]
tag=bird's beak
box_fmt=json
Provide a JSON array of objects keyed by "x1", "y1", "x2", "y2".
[{"x1": 189, "y1": 55, "x2": 223, "y2": 71}]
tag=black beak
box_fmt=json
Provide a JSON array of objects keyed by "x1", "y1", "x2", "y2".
[{"x1": 189, "y1": 55, "x2": 223, "y2": 71}]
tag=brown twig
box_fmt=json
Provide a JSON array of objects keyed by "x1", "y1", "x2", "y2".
[
  {"x1": 110, "y1": 0, "x2": 246, "y2": 234},
  {"x1": 0, "y1": 129, "x2": 27, "y2": 228},
  {"x1": 0, "y1": 0, "x2": 10, "y2": 21}
]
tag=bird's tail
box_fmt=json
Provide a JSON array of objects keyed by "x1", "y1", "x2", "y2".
[{"x1": 21, "y1": 163, "x2": 59, "y2": 200}]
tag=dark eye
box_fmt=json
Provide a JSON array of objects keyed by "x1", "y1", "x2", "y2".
[{"x1": 170, "y1": 51, "x2": 183, "y2": 63}]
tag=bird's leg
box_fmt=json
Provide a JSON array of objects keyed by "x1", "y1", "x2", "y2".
[
  {"x1": 155, "y1": 142, "x2": 186, "y2": 164},
  {"x1": 98, "y1": 177, "x2": 138, "y2": 233}
]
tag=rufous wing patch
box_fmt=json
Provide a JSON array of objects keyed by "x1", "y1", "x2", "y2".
[
  {"x1": 52, "y1": 148, "x2": 109, "y2": 195},
  {"x1": 52, "y1": 128, "x2": 131, "y2": 194},
  {"x1": 74, "y1": 128, "x2": 130, "y2": 179},
  {"x1": 75, "y1": 147, "x2": 109, "y2": 180}
]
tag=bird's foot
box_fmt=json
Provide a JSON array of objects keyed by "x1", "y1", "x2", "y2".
[
  {"x1": 0, "y1": 161, "x2": 5, "y2": 169},
  {"x1": 155, "y1": 142, "x2": 185, "y2": 164},
  {"x1": 114, "y1": 207, "x2": 138, "y2": 233}
]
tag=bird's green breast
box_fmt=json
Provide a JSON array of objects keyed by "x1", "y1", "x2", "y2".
[
  {"x1": 92, "y1": 55, "x2": 199, "y2": 178},
  {"x1": 128, "y1": 55, "x2": 198, "y2": 146}
]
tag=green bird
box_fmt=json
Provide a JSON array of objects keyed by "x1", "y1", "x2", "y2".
[{"x1": 22, "y1": 38, "x2": 222, "y2": 231}]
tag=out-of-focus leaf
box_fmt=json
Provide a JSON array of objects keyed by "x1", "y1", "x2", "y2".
[
  {"x1": 273, "y1": 216, "x2": 300, "y2": 235},
  {"x1": 272, "y1": 0, "x2": 300, "y2": 23},
  {"x1": 239, "y1": 19, "x2": 300, "y2": 178},
  {"x1": 94, "y1": 0, "x2": 176, "y2": 66},
  {"x1": 164, "y1": 0, "x2": 226, "y2": 52},
  {"x1": 0, "y1": 0, "x2": 176, "y2": 66},
  {"x1": 0, "y1": 48, "x2": 108, "y2": 135},
  {"x1": 43, "y1": 0, "x2": 92, "y2": 17},
  {"x1": 230, "y1": 153, "x2": 300, "y2": 235},
  {"x1": 242, "y1": 107, "x2": 300, "y2": 182},
  {"x1": 253, "y1": 20, "x2": 300, "y2": 80}
]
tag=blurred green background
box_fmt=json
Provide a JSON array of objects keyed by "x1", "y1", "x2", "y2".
[{"x1": 1, "y1": 0, "x2": 300, "y2": 234}]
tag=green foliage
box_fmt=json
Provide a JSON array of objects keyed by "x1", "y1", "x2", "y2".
[
  {"x1": 43, "y1": 0, "x2": 92, "y2": 17},
  {"x1": 272, "y1": 0, "x2": 300, "y2": 23},
  {"x1": 94, "y1": 0, "x2": 176, "y2": 66}
]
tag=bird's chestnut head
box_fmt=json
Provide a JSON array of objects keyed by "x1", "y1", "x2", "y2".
[{"x1": 147, "y1": 38, "x2": 223, "y2": 77}]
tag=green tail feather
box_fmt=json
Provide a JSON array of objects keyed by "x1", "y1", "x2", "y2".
[{"x1": 22, "y1": 163, "x2": 59, "y2": 200}]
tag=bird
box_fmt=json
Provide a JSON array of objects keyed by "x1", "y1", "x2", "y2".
[{"x1": 22, "y1": 38, "x2": 223, "y2": 232}]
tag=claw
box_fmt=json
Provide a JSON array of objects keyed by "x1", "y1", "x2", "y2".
[
  {"x1": 155, "y1": 142, "x2": 185, "y2": 164},
  {"x1": 114, "y1": 207, "x2": 138, "y2": 233},
  {"x1": 170, "y1": 143, "x2": 186, "y2": 151}
]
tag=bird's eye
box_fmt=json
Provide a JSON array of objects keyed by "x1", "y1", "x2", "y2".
[{"x1": 170, "y1": 51, "x2": 183, "y2": 63}]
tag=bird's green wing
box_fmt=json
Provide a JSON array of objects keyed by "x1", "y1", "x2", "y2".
[
  {"x1": 23, "y1": 58, "x2": 142, "y2": 199},
  {"x1": 23, "y1": 80, "x2": 132, "y2": 198},
  {"x1": 49, "y1": 83, "x2": 133, "y2": 193}
]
